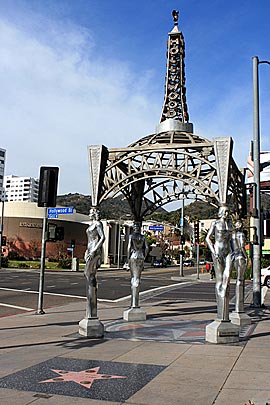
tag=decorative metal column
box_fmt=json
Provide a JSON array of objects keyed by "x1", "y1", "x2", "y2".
[{"x1": 156, "y1": 10, "x2": 193, "y2": 134}]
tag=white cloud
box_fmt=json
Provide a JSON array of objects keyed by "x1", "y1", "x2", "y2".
[{"x1": 0, "y1": 18, "x2": 160, "y2": 194}]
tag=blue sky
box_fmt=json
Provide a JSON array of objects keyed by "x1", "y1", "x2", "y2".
[{"x1": 0, "y1": 0, "x2": 269, "y2": 198}]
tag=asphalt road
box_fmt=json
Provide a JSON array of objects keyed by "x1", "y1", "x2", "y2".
[{"x1": 0, "y1": 267, "x2": 234, "y2": 317}]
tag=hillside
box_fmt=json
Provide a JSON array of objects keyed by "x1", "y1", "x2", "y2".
[
  {"x1": 57, "y1": 193, "x2": 132, "y2": 219},
  {"x1": 58, "y1": 192, "x2": 269, "y2": 223},
  {"x1": 56, "y1": 193, "x2": 218, "y2": 222}
]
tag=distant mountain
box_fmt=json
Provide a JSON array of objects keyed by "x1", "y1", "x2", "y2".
[
  {"x1": 57, "y1": 190, "x2": 270, "y2": 223},
  {"x1": 56, "y1": 193, "x2": 219, "y2": 222},
  {"x1": 57, "y1": 193, "x2": 136, "y2": 219}
]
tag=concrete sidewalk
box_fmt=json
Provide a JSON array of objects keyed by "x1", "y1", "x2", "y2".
[{"x1": 0, "y1": 277, "x2": 269, "y2": 405}]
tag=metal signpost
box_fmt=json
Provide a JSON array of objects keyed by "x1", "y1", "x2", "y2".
[
  {"x1": 37, "y1": 205, "x2": 48, "y2": 314},
  {"x1": 37, "y1": 206, "x2": 74, "y2": 314}
]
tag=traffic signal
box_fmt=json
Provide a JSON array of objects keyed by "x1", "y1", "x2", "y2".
[
  {"x1": 55, "y1": 226, "x2": 64, "y2": 241},
  {"x1": 38, "y1": 166, "x2": 59, "y2": 207},
  {"x1": 47, "y1": 224, "x2": 57, "y2": 241},
  {"x1": 1, "y1": 236, "x2": 6, "y2": 246},
  {"x1": 71, "y1": 239, "x2": 76, "y2": 248},
  {"x1": 180, "y1": 235, "x2": 185, "y2": 245},
  {"x1": 194, "y1": 222, "x2": 200, "y2": 243}
]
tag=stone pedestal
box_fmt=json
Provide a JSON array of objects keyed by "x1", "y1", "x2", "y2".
[
  {"x1": 230, "y1": 311, "x2": 251, "y2": 327},
  {"x1": 79, "y1": 317, "x2": 104, "y2": 338},
  {"x1": 123, "y1": 307, "x2": 146, "y2": 322},
  {"x1": 71, "y1": 257, "x2": 79, "y2": 271},
  {"x1": 205, "y1": 320, "x2": 239, "y2": 344}
]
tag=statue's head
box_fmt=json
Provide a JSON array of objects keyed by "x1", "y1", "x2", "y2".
[
  {"x1": 133, "y1": 222, "x2": 142, "y2": 233},
  {"x1": 218, "y1": 204, "x2": 229, "y2": 219},
  {"x1": 234, "y1": 219, "x2": 242, "y2": 231},
  {"x1": 89, "y1": 207, "x2": 100, "y2": 220}
]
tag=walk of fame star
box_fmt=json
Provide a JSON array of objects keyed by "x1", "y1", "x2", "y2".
[{"x1": 40, "y1": 367, "x2": 127, "y2": 389}]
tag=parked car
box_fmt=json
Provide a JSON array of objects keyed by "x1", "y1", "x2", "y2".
[
  {"x1": 261, "y1": 266, "x2": 270, "y2": 287},
  {"x1": 184, "y1": 259, "x2": 195, "y2": 267},
  {"x1": 199, "y1": 259, "x2": 206, "y2": 265},
  {"x1": 153, "y1": 259, "x2": 167, "y2": 268}
]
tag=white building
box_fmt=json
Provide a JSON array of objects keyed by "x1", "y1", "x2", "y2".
[
  {"x1": 0, "y1": 148, "x2": 6, "y2": 201},
  {"x1": 4, "y1": 175, "x2": 39, "y2": 202}
]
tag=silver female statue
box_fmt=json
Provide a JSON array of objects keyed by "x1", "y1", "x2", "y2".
[
  {"x1": 84, "y1": 207, "x2": 105, "y2": 318},
  {"x1": 232, "y1": 219, "x2": 248, "y2": 313},
  {"x1": 206, "y1": 205, "x2": 233, "y2": 321},
  {"x1": 127, "y1": 222, "x2": 148, "y2": 308}
]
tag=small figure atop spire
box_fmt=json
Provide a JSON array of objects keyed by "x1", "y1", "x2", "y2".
[{"x1": 172, "y1": 10, "x2": 179, "y2": 26}]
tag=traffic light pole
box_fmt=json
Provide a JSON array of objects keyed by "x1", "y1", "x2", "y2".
[{"x1": 37, "y1": 206, "x2": 48, "y2": 314}]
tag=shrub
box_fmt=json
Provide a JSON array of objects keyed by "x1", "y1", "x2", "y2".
[
  {"x1": 261, "y1": 257, "x2": 270, "y2": 269},
  {"x1": 19, "y1": 262, "x2": 30, "y2": 269},
  {"x1": 1, "y1": 256, "x2": 8, "y2": 268},
  {"x1": 57, "y1": 259, "x2": 72, "y2": 269}
]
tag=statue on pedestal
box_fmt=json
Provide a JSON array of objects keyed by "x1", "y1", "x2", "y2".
[
  {"x1": 84, "y1": 207, "x2": 105, "y2": 318},
  {"x1": 206, "y1": 205, "x2": 233, "y2": 321},
  {"x1": 230, "y1": 218, "x2": 251, "y2": 326},
  {"x1": 79, "y1": 207, "x2": 105, "y2": 337},
  {"x1": 128, "y1": 222, "x2": 149, "y2": 308},
  {"x1": 232, "y1": 219, "x2": 248, "y2": 313}
]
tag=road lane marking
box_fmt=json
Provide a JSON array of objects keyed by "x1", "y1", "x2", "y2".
[
  {"x1": 0, "y1": 282, "x2": 193, "y2": 304},
  {"x1": 0, "y1": 303, "x2": 34, "y2": 311},
  {"x1": 0, "y1": 287, "x2": 86, "y2": 299},
  {"x1": 98, "y1": 282, "x2": 193, "y2": 303}
]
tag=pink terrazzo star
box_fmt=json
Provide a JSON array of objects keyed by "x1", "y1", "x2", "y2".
[{"x1": 40, "y1": 367, "x2": 127, "y2": 389}]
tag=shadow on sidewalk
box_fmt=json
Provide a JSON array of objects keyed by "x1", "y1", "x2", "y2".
[{"x1": 0, "y1": 336, "x2": 106, "y2": 351}]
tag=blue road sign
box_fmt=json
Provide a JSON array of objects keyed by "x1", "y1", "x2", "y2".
[
  {"x1": 48, "y1": 213, "x2": 58, "y2": 219},
  {"x1": 48, "y1": 207, "x2": 74, "y2": 215},
  {"x1": 149, "y1": 225, "x2": 164, "y2": 231}
]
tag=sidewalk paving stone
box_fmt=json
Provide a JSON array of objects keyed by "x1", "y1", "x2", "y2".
[{"x1": 0, "y1": 277, "x2": 269, "y2": 404}]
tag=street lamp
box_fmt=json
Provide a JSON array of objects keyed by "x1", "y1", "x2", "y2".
[{"x1": 252, "y1": 56, "x2": 270, "y2": 307}]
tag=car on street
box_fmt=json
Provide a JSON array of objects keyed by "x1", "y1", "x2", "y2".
[
  {"x1": 199, "y1": 259, "x2": 206, "y2": 265},
  {"x1": 184, "y1": 259, "x2": 195, "y2": 267},
  {"x1": 153, "y1": 259, "x2": 167, "y2": 268},
  {"x1": 261, "y1": 266, "x2": 270, "y2": 287}
]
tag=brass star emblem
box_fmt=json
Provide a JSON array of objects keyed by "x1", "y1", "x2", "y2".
[{"x1": 40, "y1": 367, "x2": 127, "y2": 389}]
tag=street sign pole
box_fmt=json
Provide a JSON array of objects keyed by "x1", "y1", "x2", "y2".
[
  {"x1": 37, "y1": 206, "x2": 48, "y2": 314},
  {"x1": 196, "y1": 243, "x2": 200, "y2": 280},
  {"x1": 179, "y1": 198, "x2": 184, "y2": 277}
]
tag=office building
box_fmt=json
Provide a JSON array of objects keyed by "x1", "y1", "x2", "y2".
[{"x1": 4, "y1": 175, "x2": 39, "y2": 202}]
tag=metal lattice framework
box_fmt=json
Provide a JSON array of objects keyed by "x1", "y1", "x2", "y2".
[
  {"x1": 88, "y1": 132, "x2": 245, "y2": 220},
  {"x1": 87, "y1": 11, "x2": 246, "y2": 221}
]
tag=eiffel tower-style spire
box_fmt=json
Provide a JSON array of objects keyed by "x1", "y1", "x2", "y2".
[{"x1": 156, "y1": 10, "x2": 193, "y2": 134}]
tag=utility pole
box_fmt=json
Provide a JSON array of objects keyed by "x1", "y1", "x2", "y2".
[{"x1": 251, "y1": 56, "x2": 270, "y2": 307}]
